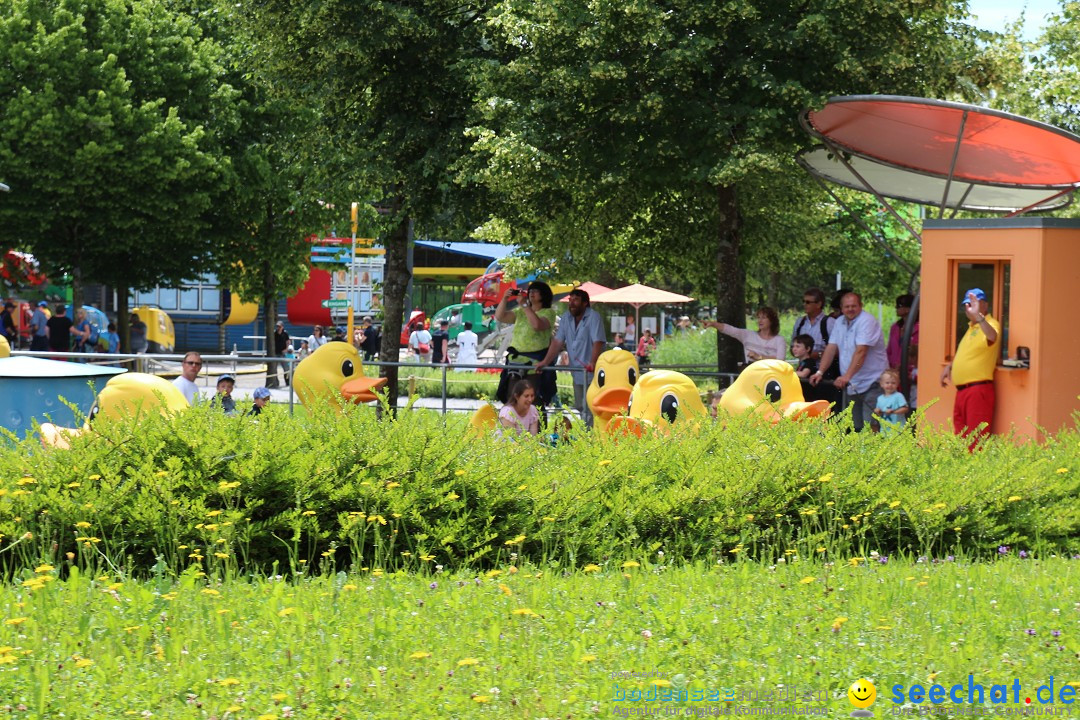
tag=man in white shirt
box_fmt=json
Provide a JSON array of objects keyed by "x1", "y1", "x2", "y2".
[
  {"x1": 536, "y1": 289, "x2": 606, "y2": 427},
  {"x1": 173, "y1": 351, "x2": 203, "y2": 404},
  {"x1": 810, "y1": 292, "x2": 888, "y2": 431},
  {"x1": 409, "y1": 326, "x2": 433, "y2": 363}
]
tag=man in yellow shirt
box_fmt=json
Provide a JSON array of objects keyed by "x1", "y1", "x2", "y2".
[{"x1": 940, "y1": 288, "x2": 1000, "y2": 449}]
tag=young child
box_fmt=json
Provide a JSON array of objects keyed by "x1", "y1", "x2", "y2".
[
  {"x1": 873, "y1": 368, "x2": 910, "y2": 436},
  {"x1": 215, "y1": 375, "x2": 237, "y2": 415},
  {"x1": 248, "y1": 387, "x2": 271, "y2": 416},
  {"x1": 791, "y1": 334, "x2": 818, "y2": 379},
  {"x1": 497, "y1": 379, "x2": 540, "y2": 437}
]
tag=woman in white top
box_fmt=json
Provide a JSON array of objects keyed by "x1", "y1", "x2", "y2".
[
  {"x1": 307, "y1": 325, "x2": 329, "y2": 352},
  {"x1": 705, "y1": 307, "x2": 787, "y2": 364}
]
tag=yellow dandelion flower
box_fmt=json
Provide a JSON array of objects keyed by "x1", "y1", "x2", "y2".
[
  {"x1": 505, "y1": 534, "x2": 526, "y2": 545},
  {"x1": 226, "y1": 706, "x2": 243, "y2": 713},
  {"x1": 512, "y1": 608, "x2": 539, "y2": 617},
  {"x1": 1007, "y1": 496, "x2": 1022, "y2": 502},
  {"x1": 409, "y1": 651, "x2": 432, "y2": 659},
  {"x1": 201, "y1": 589, "x2": 220, "y2": 596},
  {"x1": 0, "y1": 656, "x2": 15, "y2": 665},
  {"x1": 278, "y1": 607, "x2": 296, "y2": 617},
  {"x1": 219, "y1": 678, "x2": 241, "y2": 686},
  {"x1": 933, "y1": 502, "x2": 946, "y2": 509},
  {"x1": 454, "y1": 469, "x2": 466, "y2": 476},
  {"x1": 801, "y1": 508, "x2": 817, "y2": 516},
  {"x1": 799, "y1": 576, "x2": 816, "y2": 584},
  {"x1": 876, "y1": 625, "x2": 894, "y2": 630},
  {"x1": 218, "y1": 481, "x2": 241, "y2": 490},
  {"x1": 386, "y1": 482, "x2": 401, "y2": 488},
  {"x1": 16, "y1": 477, "x2": 35, "y2": 485},
  {"x1": 271, "y1": 692, "x2": 288, "y2": 702},
  {"x1": 214, "y1": 552, "x2": 229, "y2": 559},
  {"x1": 817, "y1": 547, "x2": 826, "y2": 553},
  {"x1": 5, "y1": 618, "x2": 28, "y2": 626},
  {"x1": 75, "y1": 521, "x2": 91, "y2": 529},
  {"x1": 88, "y1": 474, "x2": 101, "y2": 480},
  {"x1": 1057, "y1": 468, "x2": 1069, "y2": 474},
  {"x1": 543, "y1": 516, "x2": 556, "y2": 522},
  {"x1": 12, "y1": 489, "x2": 30, "y2": 497},
  {"x1": 75, "y1": 658, "x2": 93, "y2": 668},
  {"x1": 888, "y1": 501, "x2": 901, "y2": 508},
  {"x1": 301, "y1": 510, "x2": 316, "y2": 516},
  {"x1": 917, "y1": 582, "x2": 928, "y2": 587},
  {"x1": 651, "y1": 678, "x2": 672, "y2": 687},
  {"x1": 446, "y1": 492, "x2": 460, "y2": 500},
  {"x1": 457, "y1": 657, "x2": 480, "y2": 666},
  {"x1": 905, "y1": 576, "x2": 916, "y2": 581},
  {"x1": 485, "y1": 569, "x2": 503, "y2": 578},
  {"x1": 342, "y1": 584, "x2": 358, "y2": 591},
  {"x1": 583, "y1": 564, "x2": 601, "y2": 573},
  {"x1": 621, "y1": 560, "x2": 640, "y2": 569},
  {"x1": 34, "y1": 564, "x2": 54, "y2": 573},
  {"x1": 66, "y1": 482, "x2": 80, "y2": 489},
  {"x1": 473, "y1": 695, "x2": 490, "y2": 703},
  {"x1": 206, "y1": 510, "x2": 222, "y2": 518},
  {"x1": 499, "y1": 584, "x2": 512, "y2": 596},
  {"x1": 257, "y1": 715, "x2": 278, "y2": 720},
  {"x1": 216, "y1": 609, "x2": 231, "y2": 615},
  {"x1": 154, "y1": 471, "x2": 169, "y2": 477}
]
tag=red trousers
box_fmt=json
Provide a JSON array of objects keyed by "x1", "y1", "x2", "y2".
[{"x1": 954, "y1": 383, "x2": 995, "y2": 451}]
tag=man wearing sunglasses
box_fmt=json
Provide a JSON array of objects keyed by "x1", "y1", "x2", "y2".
[{"x1": 173, "y1": 351, "x2": 203, "y2": 404}]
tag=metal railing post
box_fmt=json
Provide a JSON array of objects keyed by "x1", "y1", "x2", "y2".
[{"x1": 441, "y1": 363, "x2": 448, "y2": 416}]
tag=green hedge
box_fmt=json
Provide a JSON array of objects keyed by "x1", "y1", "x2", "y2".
[{"x1": 1, "y1": 401, "x2": 1078, "y2": 577}]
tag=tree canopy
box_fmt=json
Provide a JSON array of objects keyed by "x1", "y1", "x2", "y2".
[
  {"x1": 0, "y1": 0, "x2": 236, "y2": 306},
  {"x1": 465, "y1": 0, "x2": 981, "y2": 369}
]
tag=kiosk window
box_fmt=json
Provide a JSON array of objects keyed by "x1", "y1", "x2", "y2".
[{"x1": 952, "y1": 260, "x2": 1010, "y2": 362}]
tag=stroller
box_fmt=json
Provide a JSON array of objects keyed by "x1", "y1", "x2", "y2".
[{"x1": 496, "y1": 347, "x2": 558, "y2": 422}]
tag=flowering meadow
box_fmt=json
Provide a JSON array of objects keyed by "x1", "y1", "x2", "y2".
[
  {"x1": 3, "y1": 558, "x2": 1080, "y2": 717},
  {"x1": 1, "y1": 402, "x2": 1079, "y2": 715}
]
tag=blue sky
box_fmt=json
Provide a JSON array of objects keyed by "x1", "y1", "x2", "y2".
[{"x1": 967, "y1": 0, "x2": 1062, "y2": 38}]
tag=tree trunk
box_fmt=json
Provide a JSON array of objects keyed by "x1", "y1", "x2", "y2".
[
  {"x1": 714, "y1": 183, "x2": 744, "y2": 378},
  {"x1": 263, "y1": 258, "x2": 278, "y2": 387},
  {"x1": 116, "y1": 287, "x2": 130, "y2": 353},
  {"x1": 379, "y1": 200, "x2": 411, "y2": 416}
]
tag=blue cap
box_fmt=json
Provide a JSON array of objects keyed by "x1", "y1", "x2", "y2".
[
  {"x1": 218, "y1": 374, "x2": 235, "y2": 383},
  {"x1": 964, "y1": 288, "x2": 987, "y2": 302},
  {"x1": 37, "y1": 300, "x2": 48, "y2": 307},
  {"x1": 253, "y1": 387, "x2": 271, "y2": 400}
]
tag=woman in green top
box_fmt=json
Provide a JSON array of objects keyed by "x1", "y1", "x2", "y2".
[{"x1": 495, "y1": 280, "x2": 557, "y2": 404}]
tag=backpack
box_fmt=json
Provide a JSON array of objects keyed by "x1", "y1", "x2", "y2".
[{"x1": 87, "y1": 323, "x2": 100, "y2": 348}]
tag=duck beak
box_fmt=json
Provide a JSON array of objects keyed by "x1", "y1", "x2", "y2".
[
  {"x1": 591, "y1": 387, "x2": 632, "y2": 415},
  {"x1": 341, "y1": 376, "x2": 388, "y2": 403},
  {"x1": 607, "y1": 415, "x2": 645, "y2": 438},
  {"x1": 782, "y1": 400, "x2": 831, "y2": 420}
]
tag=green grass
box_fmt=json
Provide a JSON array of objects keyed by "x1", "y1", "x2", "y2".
[{"x1": 3, "y1": 559, "x2": 1080, "y2": 718}]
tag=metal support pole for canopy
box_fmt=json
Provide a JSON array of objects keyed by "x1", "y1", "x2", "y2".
[
  {"x1": 1004, "y1": 186, "x2": 1076, "y2": 218},
  {"x1": 939, "y1": 110, "x2": 969, "y2": 219},
  {"x1": 947, "y1": 185, "x2": 975, "y2": 219},
  {"x1": 823, "y1": 140, "x2": 925, "y2": 247},
  {"x1": 808, "y1": 173, "x2": 919, "y2": 277}
]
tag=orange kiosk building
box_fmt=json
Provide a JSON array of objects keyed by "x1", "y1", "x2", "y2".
[
  {"x1": 919, "y1": 218, "x2": 1080, "y2": 438},
  {"x1": 801, "y1": 96, "x2": 1080, "y2": 441}
]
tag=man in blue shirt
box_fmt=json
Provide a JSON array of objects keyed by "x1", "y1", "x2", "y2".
[
  {"x1": 29, "y1": 301, "x2": 49, "y2": 351},
  {"x1": 536, "y1": 288, "x2": 606, "y2": 427}
]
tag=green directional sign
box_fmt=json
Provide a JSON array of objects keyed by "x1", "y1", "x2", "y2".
[{"x1": 321, "y1": 299, "x2": 351, "y2": 308}]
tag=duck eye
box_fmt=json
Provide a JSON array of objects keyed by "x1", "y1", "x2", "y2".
[
  {"x1": 597, "y1": 369, "x2": 606, "y2": 388},
  {"x1": 341, "y1": 360, "x2": 354, "y2": 378},
  {"x1": 628, "y1": 368, "x2": 637, "y2": 386},
  {"x1": 660, "y1": 393, "x2": 679, "y2": 423},
  {"x1": 764, "y1": 380, "x2": 782, "y2": 403}
]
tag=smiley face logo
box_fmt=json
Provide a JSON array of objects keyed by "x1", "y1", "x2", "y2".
[{"x1": 848, "y1": 678, "x2": 877, "y2": 716}]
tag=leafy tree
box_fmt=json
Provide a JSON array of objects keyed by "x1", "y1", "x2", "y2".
[
  {"x1": 169, "y1": 0, "x2": 342, "y2": 376},
  {"x1": 467, "y1": 0, "x2": 980, "y2": 371},
  {"x1": 0, "y1": 0, "x2": 236, "y2": 348},
  {"x1": 237, "y1": 0, "x2": 493, "y2": 409}
]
